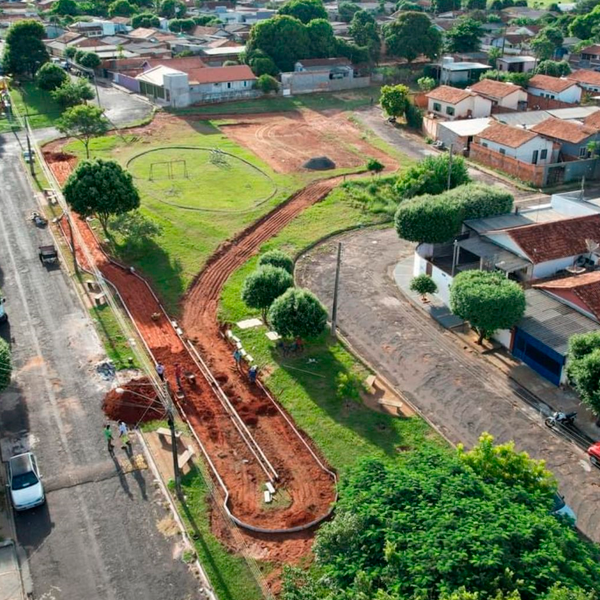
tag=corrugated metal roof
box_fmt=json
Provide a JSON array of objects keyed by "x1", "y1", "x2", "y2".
[
  {"x1": 465, "y1": 206, "x2": 563, "y2": 234},
  {"x1": 457, "y1": 236, "x2": 530, "y2": 272},
  {"x1": 518, "y1": 289, "x2": 600, "y2": 354},
  {"x1": 493, "y1": 110, "x2": 551, "y2": 128}
]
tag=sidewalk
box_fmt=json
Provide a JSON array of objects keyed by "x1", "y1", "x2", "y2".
[{"x1": 393, "y1": 255, "x2": 600, "y2": 443}]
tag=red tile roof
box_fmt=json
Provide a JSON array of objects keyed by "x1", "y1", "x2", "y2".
[
  {"x1": 584, "y1": 110, "x2": 600, "y2": 130},
  {"x1": 528, "y1": 74, "x2": 578, "y2": 93},
  {"x1": 427, "y1": 85, "x2": 474, "y2": 104},
  {"x1": 469, "y1": 79, "x2": 523, "y2": 100},
  {"x1": 530, "y1": 117, "x2": 596, "y2": 144},
  {"x1": 502, "y1": 214, "x2": 600, "y2": 263},
  {"x1": 535, "y1": 271, "x2": 600, "y2": 320},
  {"x1": 478, "y1": 122, "x2": 537, "y2": 148},
  {"x1": 187, "y1": 64, "x2": 256, "y2": 85},
  {"x1": 568, "y1": 69, "x2": 600, "y2": 87},
  {"x1": 580, "y1": 44, "x2": 600, "y2": 56}
]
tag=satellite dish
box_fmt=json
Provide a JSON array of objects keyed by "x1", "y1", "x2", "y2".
[{"x1": 586, "y1": 239, "x2": 600, "y2": 255}]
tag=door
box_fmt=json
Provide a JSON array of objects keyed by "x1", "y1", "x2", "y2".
[
  {"x1": 512, "y1": 328, "x2": 564, "y2": 386},
  {"x1": 532, "y1": 150, "x2": 539, "y2": 165}
]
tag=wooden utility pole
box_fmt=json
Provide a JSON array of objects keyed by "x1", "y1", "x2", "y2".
[{"x1": 331, "y1": 242, "x2": 342, "y2": 338}]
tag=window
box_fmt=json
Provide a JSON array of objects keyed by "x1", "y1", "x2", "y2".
[
  {"x1": 540, "y1": 149, "x2": 548, "y2": 159},
  {"x1": 482, "y1": 142, "x2": 488, "y2": 148},
  {"x1": 433, "y1": 102, "x2": 441, "y2": 112},
  {"x1": 499, "y1": 148, "x2": 506, "y2": 155},
  {"x1": 244, "y1": 81, "x2": 247, "y2": 87},
  {"x1": 446, "y1": 106, "x2": 455, "y2": 116},
  {"x1": 227, "y1": 82, "x2": 231, "y2": 89},
  {"x1": 580, "y1": 146, "x2": 588, "y2": 157}
]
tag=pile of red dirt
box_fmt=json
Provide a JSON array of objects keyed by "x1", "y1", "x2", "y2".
[{"x1": 102, "y1": 378, "x2": 166, "y2": 424}]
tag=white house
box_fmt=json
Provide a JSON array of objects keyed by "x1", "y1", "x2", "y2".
[
  {"x1": 432, "y1": 57, "x2": 491, "y2": 84},
  {"x1": 476, "y1": 122, "x2": 556, "y2": 165},
  {"x1": 567, "y1": 69, "x2": 600, "y2": 93},
  {"x1": 426, "y1": 85, "x2": 492, "y2": 120},
  {"x1": 528, "y1": 74, "x2": 582, "y2": 104},
  {"x1": 497, "y1": 56, "x2": 537, "y2": 74},
  {"x1": 468, "y1": 79, "x2": 528, "y2": 111}
]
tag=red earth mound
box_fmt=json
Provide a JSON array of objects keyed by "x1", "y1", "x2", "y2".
[{"x1": 103, "y1": 377, "x2": 166, "y2": 424}]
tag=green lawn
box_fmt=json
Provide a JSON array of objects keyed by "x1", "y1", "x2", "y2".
[
  {"x1": 89, "y1": 304, "x2": 139, "y2": 370},
  {"x1": 219, "y1": 185, "x2": 442, "y2": 471},
  {"x1": 9, "y1": 82, "x2": 63, "y2": 130}
]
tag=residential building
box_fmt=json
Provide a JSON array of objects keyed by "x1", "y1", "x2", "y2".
[
  {"x1": 567, "y1": 69, "x2": 600, "y2": 93},
  {"x1": 535, "y1": 271, "x2": 600, "y2": 322},
  {"x1": 475, "y1": 122, "x2": 556, "y2": 165},
  {"x1": 199, "y1": 45, "x2": 246, "y2": 66},
  {"x1": 530, "y1": 117, "x2": 598, "y2": 159},
  {"x1": 431, "y1": 57, "x2": 491, "y2": 84},
  {"x1": 68, "y1": 20, "x2": 119, "y2": 38},
  {"x1": 467, "y1": 79, "x2": 528, "y2": 111},
  {"x1": 576, "y1": 43, "x2": 600, "y2": 68},
  {"x1": 295, "y1": 58, "x2": 352, "y2": 73},
  {"x1": 282, "y1": 58, "x2": 370, "y2": 95},
  {"x1": 528, "y1": 74, "x2": 582, "y2": 104},
  {"x1": 436, "y1": 118, "x2": 492, "y2": 153},
  {"x1": 497, "y1": 56, "x2": 536, "y2": 74},
  {"x1": 426, "y1": 86, "x2": 492, "y2": 120}
]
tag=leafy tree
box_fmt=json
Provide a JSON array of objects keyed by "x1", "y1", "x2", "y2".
[
  {"x1": 366, "y1": 157, "x2": 384, "y2": 176},
  {"x1": 35, "y1": 62, "x2": 68, "y2": 91},
  {"x1": 268, "y1": 288, "x2": 328, "y2": 339},
  {"x1": 169, "y1": 18, "x2": 196, "y2": 32},
  {"x1": 339, "y1": 1, "x2": 361, "y2": 22},
  {"x1": 108, "y1": 0, "x2": 136, "y2": 17},
  {"x1": 335, "y1": 37, "x2": 370, "y2": 64},
  {"x1": 384, "y1": 12, "x2": 442, "y2": 63},
  {"x1": 446, "y1": 18, "x2": 483, "y2": 53},
  {"x1": 433, "y1": 0, "x2": 461, "y2": 10},
  {"x1": 255, "y1": 73, "x2": 279, "y2": 93},
  {"x1": 480, "y1": 69, "x2": 532, "y2": 87},
  {"x1": 2, "y1": 20, "x2": 49, "y2": 77},
  {"x1": 56, "y1": 105, "x2": 110, "y2": 159},
  {"x1": 242, "y1": 266, "x2": 294, "y2": 322},
  {"x1": 410, "y1": 273, "x2": 437, "y2": 300},
  {"x1": 51, "y1": 78, "x2": 95, "y2": 107},
  {"x1": 395, "y1": 153, "x2": 470, "y2": 198},
  {"x1": 250, "y1": 54, "x2": 278, "y2": 76},
  {"x1": 258, "y1": 250, "x2": 294, "y2": 274},
  {"x1": 64, "y1": 46, "x2": 78, "y2": 59},
  {"x1": 405, "y1": 102, "x2": 423, "y2": 129},
  {"x1": 285, "y1": 450, "x2": 600, "y2": 600},
  {"x1": 194, "y1": 14, "x2": 222, "y2": 26},
  {"x1": 530, "y1": 33, "x2": 558, "y2": 61},
  {"x1": 159, "y1": 0, "x2": 185, "y2": 18},
  {"x1": 458, "y1": 432, "x2": 556, "y2": 496},
  {"x1": 306, "y1": 18, "x2": 337, "y2": 58},
  {"x1": 349, "y1": 10, "x2": 381, "y2": 61},
  {"x1": 0, "y1": 337, "x2": 11, "y2": 394},
  {"x1": 131, "y1": 12, "x2": 160, "y2": 27},
  {"x1": 566, "y1": 331, "x2": 600, "y2": 415},
  {"x1": 75, "y1": 51, "x2": 101, "y2": 69},
  {"x1": 380, "y1": 84, "x2": 409, "y2": 119},
  {"x1": 246, "y1": 15, "x2": 311, "y2": 72},
  {"x1": 53, "y1": 0, "x2": 78, "y2": 16},
  {"x1": 395, "y1": 183, "x2": 513, "y2": 244},
  {"x1": 569, "y1": 5, "x2": 600, "y2": 39},
  {"x1": 544, "y1": 585, "x2": 597, "y2": 600},
  {"x1": 465, "y1": 0, "x2": 486, "y2": 8},
  {"x1": 278, "y1": 0, "x2": 327, "y2": 24},
  {"x1": 110, "y1": 211, "x2": 162, "y2": 259},
  {"x1": 417, "y1": 76, "x2": 436, "y2": 92},
  {"x1": 535, "y1": 59, "x2": 571, "y2": 76},
  {"x1": 397, "y1": 0, "x2": 423, "y2": 9},
  {"x1": 488, "y1": 46, "x2": 502, "y2": 69},
  {"x1": 450, "y1": 270, "x2": 526, "y2": 344},
  {"x1": 63, "y1": 159, "x2": 140, "y2": 236}
]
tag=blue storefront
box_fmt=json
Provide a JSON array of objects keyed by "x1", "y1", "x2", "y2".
[{"x1": 512, "y1": 327, "x2": 565, "y2": 386}]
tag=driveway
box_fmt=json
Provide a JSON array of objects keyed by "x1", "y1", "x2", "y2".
[
  {"x1": 296, "y1": 227, "x2": 600, "y2": 543},
  {"x1": 0, "y1": 131, "x2": 198, "y2": 599},
  {"x1": 93, "y1": 79, "x2": 152, "y2": 128}
]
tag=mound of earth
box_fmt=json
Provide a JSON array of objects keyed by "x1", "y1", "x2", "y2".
[
  {"x1": 302, "y1": 156, "x2": 336, "y2": 170},
  {"x1": 103, "y1": 378, "x2": 166, "y2": 424}
]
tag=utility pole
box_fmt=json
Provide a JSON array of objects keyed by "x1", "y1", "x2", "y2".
[
  {"x1": 22, "y1": 98, "x2": 35, "y2": 178},
  {"x1": 447, "y1": 144, "x2": 453, "y2": 191},
  {"x1": 331, "y1": 242, "x2": 342, "y2": 338},
  {"x1": 66, "y1": 214, "x2": 79, "y2": 276},
  {"x1": 165, "y1": 383, "x2": 182, "y2": 500}
]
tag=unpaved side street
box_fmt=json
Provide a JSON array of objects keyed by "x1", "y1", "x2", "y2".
[
  {"x1": 297, "y1": 227, "x2": 600, "y2": 543},
  {"x1": 0, "y1": 130, "x2": 198, "y2": 600}
]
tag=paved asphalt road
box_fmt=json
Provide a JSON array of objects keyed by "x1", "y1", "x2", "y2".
[
  {"x1": 0, "y1": 131, "x2": 198, "y2": 599},
  {"x1": 297, "y1": 228, "x2": 600, "y2": 543}
]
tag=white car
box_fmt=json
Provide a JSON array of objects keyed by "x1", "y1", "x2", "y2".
[{"x1": 7, "y1": 452, "x2": 45, "y2": 511}]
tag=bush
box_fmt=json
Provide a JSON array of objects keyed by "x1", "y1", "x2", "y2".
[
  {"x1": 410, "y1": 274, "x2": 437, "y2": 299},
  {"x1": 258, "y1": 250, "x2": 294, "y2": 274},
  {"x1": 36, "y1": 62, "x2": 68, "y2": 91},
  {"x1": 75, "y1": 51, "x2": 100, "y2": 69},
  {"x1": 405, "y1": 102, "x2": 423, "y2": 129},
  {"x1": 566, "y1": 331, "x2": 600, "y2": 415},
  {"x1": 0, "y1": 337, "x2": 11, "y2": 394},
  {"x1": 395, "y1": 153, "x2": 470, "y2": 199},
  {"x1": 395, "y1": 183, "x2": 513, "y2": 244},
  {"x1": 51, "y1": 78, "x2": 95, "y2": 107},
  {"x1": 268, "y1": 288, "x2": 328, "y2": 339},
  {"x1": 255, "y1": 73, "x2": 279, "y2": 93},
  {"x1": 336, "y1": 372, "x2": 366, "y2": 401},
  {"x1": 366, "y1": 158, "x2": 384, "y2": 175},
  {"x1": 241, "y1": 266, "x2": 294, "y2": 322},
  {"x1": 131, "y1": 12, "x2": 160, "y2": 28}
]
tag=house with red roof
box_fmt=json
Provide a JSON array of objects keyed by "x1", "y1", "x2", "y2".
[
  {"x1": 528, "y1": 74, "x2": 582, "y2": 104},
  {"x1": 426, "y1": 85, "x2": 492, "y2": 121}
]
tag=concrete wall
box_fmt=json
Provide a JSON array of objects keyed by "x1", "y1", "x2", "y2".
[
  {"x1": 551, "y1": 192, "x2": 600, "y2": 216},
  {"x1": 113, "y1": 73, "x2": 140, "y2": 93},
  {"x1": 528, "y1": 84, "x2": 582, "y2": 104},
  {"x1": 479, "y1": 135, "x2": 554, "y2": 164},
  {"x1": 545, "y1": 157, "x2": 600, "y2": 185},
  {"x1": 470, "y1": 142, "x2": 547, "y2": 185},
  {"x1": 498, "y1": 89, "x2": 528, "y2": 110},
  {"x1": 281, "y1": 71, "x2": 370, "y2": 95},
  {"x1": 494, "y1": 328, "x2": 513, "y2": 349},
  {"x1": 532, "y1": 256, "x2": 579, "y2": 279}
]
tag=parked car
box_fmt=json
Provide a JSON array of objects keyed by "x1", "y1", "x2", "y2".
[
  {"x1": 22, "y1": 150, "x2": 34, "y2": 164},
  {"x1": 552, "y1": 491, "x2": 576, "y2": 524},
  {"x1": 7, "y1": 452, "x2": 45, "y2": 511},
  {"x1": 587, "y1": 441, "x2": 600, "y2": 467}
]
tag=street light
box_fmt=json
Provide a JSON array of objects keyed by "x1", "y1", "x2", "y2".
[{"x1": 114, "y1": 384, "x2": 182, "y2": 500}]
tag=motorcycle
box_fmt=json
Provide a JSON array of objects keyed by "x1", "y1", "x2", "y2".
[{"x1": 545, "y1": 411, "x2": 577, "y2": 429}]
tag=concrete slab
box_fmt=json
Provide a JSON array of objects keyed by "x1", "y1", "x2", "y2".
[
  {"x1": 0, "y1": 541, "x2": 24, "y2": 600},
  {"x1": 236, "y1": 318, "x2": 262, "y2": 330},
  {"x1": 266, "y1": 331, "x2": 280, "y2": 341}
]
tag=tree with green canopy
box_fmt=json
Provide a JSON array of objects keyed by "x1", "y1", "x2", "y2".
[
  {"x1": 338, "y1": 1, "x2": 361, "y2": 22},
  {"x1": 255, "y1": 73, "x2": 279, "y2": 93},
  {"x1": 63, "y1": 159, "x2": 140, "y2": 236},
  {"x1": 384, "y1": 12, "x2": 442, "y2": 63},
  {"x1": 131, "y1": 12, "x2": 160, "y2": 28},
  {"x1": 445, "y1": 18, "x2": 483, "y2": 53},
  {"x1": 248, "y1": 50, "x2": 278, "y2": 76},
  {"x1": 450, "y1": 270, "x2": 526, "y2": 344},
  {"x1": 52, "y1": 0, "x2": 78, "y2": 16},
  {"x1": 535, "y1": 59, "x2": 571, "y2": 76},
  {"x1": 566, "y1": 331, "x2": 600, "y2": 415},
  {"x1": 258, "y1": 250, "x2": 294, "y2": 274},
  {"x1": 305, "y1": 19, "x2": 337, "y2": 58},
  {"x1": 108, "y1": 0, "x2": 136, "y2": 17},
  {"x1": 366, "y1": 157, "x2": 384, "y2": 176},
  {"x1": 0, "y1": 337, "x2": 11, "y2": 394},
  {"x1": 417, "y1": 76, "x2": 436, "y2": 92},
  {"x1": 2, "y1": 20, "x2": 49, "y2": 77},
  {"x1": 242, "y1": 266, "x2": 294, "y2": 322},
  {"x1": 268, "y1": 288, "x2": 328, "y2": 339},
  {"x1": 168, "y1": 18, "x2": 196, "y2": 32},
  {"x1": 278, "y1": 0, "x2": 327, "y2": 23},
  {"x1": 56, "y1": 105, "x2": 110, "y2": 159},
  {"x1": 75, "y1": 51, "x2": 101, "y2": 69},
  {"x1": 379, "y1": 84, "x2": 409, "y2": 120},
  {"x1": 349, "y1": 10, "x2": 381, "y2": 61},
  {"x1": 159, "y1": 0, "x2": 186, "y2": 18},
  {"x1": 51, "y1": 78, "x2": 95, "y2": 107},
  {"x1": 410, "y1": 274, "x2": 437, "y2": 301},
  {"x1": 36, "y1": 62, "x2": 68, "y2": 91}
]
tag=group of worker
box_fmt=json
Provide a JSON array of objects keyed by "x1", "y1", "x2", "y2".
[{"x1": 232, "y1": 349, "x2": 259, "y2": 383}]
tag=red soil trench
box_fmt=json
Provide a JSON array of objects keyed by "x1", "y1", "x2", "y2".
[{"x1": 46, "y1": 152, "x2": 337, "y2": 532}]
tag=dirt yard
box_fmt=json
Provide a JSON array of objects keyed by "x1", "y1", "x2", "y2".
[{"x1": 220, "y1": 109, "x2": 397, "y2": 173}]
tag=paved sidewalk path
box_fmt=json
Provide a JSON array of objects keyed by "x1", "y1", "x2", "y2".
[{"x1": 297, "y1": 227, "x2": 600, "y2": 543}]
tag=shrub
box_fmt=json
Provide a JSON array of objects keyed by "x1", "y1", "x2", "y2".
[
  {"x1": 405, "y1": 102, "x2": 423, "y2": 129},
  {"x1": 258, "y1": 250, "x2": 294, "y2": 274},
  {"x1": 255, "y1": 73, "x2": 279, "y2": 93},
  {"x1": 268, "y1": 288, "x2": 328, "y2": 339},
  {"x1": 36, "y1": 62, "x2": 68, "y2": 91},
  {"x1": 241, "y1": 266, "x2": 294, "y2": 322},
  {"x1": 410, "y1": 274, "x2": 437, "y2": 300}
]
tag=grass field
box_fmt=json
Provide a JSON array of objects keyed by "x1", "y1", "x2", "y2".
[
  {"x1": 9, "y1": 83, "x2": 63, "y2": 130},
  {"x1": 89, "y1": 304, "x2": 139, "y2": 370},
  {"x1": 219, "y1": 185, "x2": 442, "y2": 471}
]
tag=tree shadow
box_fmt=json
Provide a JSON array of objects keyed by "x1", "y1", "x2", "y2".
[{"x1": 267, "y1": 334, "x2": 406, "y2": 458}]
